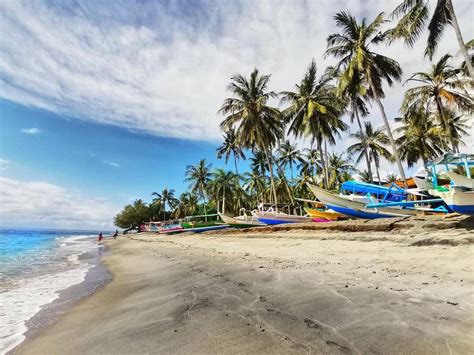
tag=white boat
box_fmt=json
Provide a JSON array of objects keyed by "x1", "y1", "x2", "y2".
[
  {"x1": 252, "y1": 210, "x2": 313, "y2": 225},
  {"x1": 446, "y1": 172, "x2": 474, "y2": 189},
  {"x1": 307, "y1": 184, "x2": 418, "y2": 219},
  {"x1": 218, "y1": 212, "x2": 264, "y2": 227},
  {"x1": 429, "y1": 187, "x2": 474, "y2": 215}
]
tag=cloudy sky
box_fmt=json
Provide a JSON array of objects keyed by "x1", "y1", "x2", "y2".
[{"x1": 0, "y1": 0, "x2": 473, "y2": 229}]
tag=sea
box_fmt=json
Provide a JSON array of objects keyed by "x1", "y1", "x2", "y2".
[{"x1": 0, "y1": 229, "x2": 112, "y2": 354}]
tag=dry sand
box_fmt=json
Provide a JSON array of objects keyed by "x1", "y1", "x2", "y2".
[{"x1": 16, "y1": 222, "x2": 474, "y2": 354}]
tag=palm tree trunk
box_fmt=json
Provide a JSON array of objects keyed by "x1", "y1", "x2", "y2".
[
  {"x1": 373, "y1": 152, "x2": 382, "y2": 185},
  {"x1": 317, "y1": 140, "x2": 328, "y2": 189},
  {"x1": 290, "y1": 161, "x2": 293, "y2": 180},
  {"x1": 223, "y1": 191, "x2": 226, "y2": 214},
  {"x1": 264, "y1": 147, "x2": 278, "y2": 205},
  {"x1": 354, "y1": 107, "x2": 373, "y2": 183},
  {"x1": 368, "y1": 77, "x2": 408, "y2": 188},
  {"x1": 324, "y1": 140, "x2": 330, "y2": 188},
  {"x1": 447, "y1": 0, "x2": 474, "y2": 78},
  {"x1": 234, "y1": 156, "x2": 239, "y2": 175},
  {"x1": 434, "y1": 96, "x2": 458, "y2": 152},
  {"x1": 163, "y1": 205, "x2": 166, "y2": 221}
]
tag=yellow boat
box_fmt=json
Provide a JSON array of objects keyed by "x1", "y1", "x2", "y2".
[{"x1": 304, "y1": 207, "x2": 346, "y2": 221}]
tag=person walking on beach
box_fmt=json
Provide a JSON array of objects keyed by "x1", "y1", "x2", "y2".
[
  {"x1": 113, "y1": 230, "x2": 118, "y2": 239},
  {"x1": 98, "y1": 232, "x2": 103, "y2": 243}
]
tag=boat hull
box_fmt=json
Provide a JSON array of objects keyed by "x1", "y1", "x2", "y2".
[
  {"x1": 304, "y1": 207, "x2": 344, "y2": 221},
  {"x1": 430, "y1": 188, "x2": 474, "y2": 215},
  {"x1": 218, "y1": 213, "x2": 264, "y2": 227},
  {"x1": 307, "y1": 184, "x2": 418, "y2": 219},
  {"x1": 253, "y1": 212, "x2": 312, "y2": 225}
]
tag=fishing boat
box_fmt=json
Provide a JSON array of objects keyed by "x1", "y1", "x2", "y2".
[
  {"x1": 304, "y1": 207, "x2": 345, "y2": 221},
  {"x1": 180, "y1": 224, "x2": 230, "y2": 233},
  {"x1": 218, "y1": 211, "x2": 264, "y2": 228},
  {"x1": 253, "y1": 210, "x2": 313, "y2": 225},
  {"x1": 427, "y1": 153, "x2": 474, "y2": 215},
  {"x1": 307, "y1": 183, "x2": 421, "y2": 219}
]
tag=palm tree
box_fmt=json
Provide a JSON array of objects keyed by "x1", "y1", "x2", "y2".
[
  {"x1": 277, "y1": 140, "x2": 302, "y2": 180},
  {"x1": 280, "y1": 60, "x2": 346, "y2": 189},
  {"x1": 211, "y1": 169, "x2": 240, "y2": 214},
  {"x1": 152, "y1": 188, "x2": 177, "y2": 221},
  {"x1": 347, "y1": 122, "x2": 393, "y2": 184},
  {"x1": 298, "y1": 148, "x2": 322, "y2": 182},
  {"x1": 219, "y1": 69, "x2": 284, "y2": 204},
  {"x1": 390, "y1": 0, "x2": 474, "y2": 77},
  {"x1": 185, "y1": 159, "x2": 212, "y2": 216},
  {"x1": 326, "y1": 153, "x2": 354, "y2": 190},
  {"x1": 401, "y1": 54, "x2": 472, "y2": 152},
  {"x1": 395, "y1": 109, "x2": 447, "y2": 167},
  {"x1": 326, "y1": 11, "x2": 408, "y2": 187},
  {"x1": 243, "y1": 170, "x2": 268, "y2": 206},
  {"x1": 358, "y1": 170, "x2": 373, "y2": 183},
  {"x1": 249, "y1": 150, "x2": 268, "y2": 176},
  {"x1": 216, "y1": 127, "x2": 246, "y2": 174},
  {"x1": 386, "y1": 173, "x2": 399, "y2": 183},
  {"x1": 172, "y1": 192, "x2": 198, "y2": 219},
  {"x1": 334, "y1": 67, "x2": 374, "y2": 182}
]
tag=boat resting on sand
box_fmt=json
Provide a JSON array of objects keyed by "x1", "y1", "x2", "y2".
[
  {"x1": 429, "y1": 187, "x2": 474, "y2": 215},
  {"x1": 252, "y1": 210, "x2": 313, "y2": 225},
  {"x1": 218, "y1": 212, "x2": 264, "y2": 228},
  {"x1": 304, "y1": 207, "x2": 346, "y2": 221},
  {"x1": 446, "y1": 172, "x2": 474, "y2": 189},
  {"x1": 307, "y1": 183, "x2": 419, "y2": 219}
]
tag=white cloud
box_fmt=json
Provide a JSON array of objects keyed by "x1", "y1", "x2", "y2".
[
  {"x1": 0, "y1": 0, "x2": 472, "y2": 164},
  {"x1": 0, "y1": 176, "x2": 119, "y2": 229},
  {"x1": 20, "y1": 127, "x2": 42, "y2": 135},
  {"x1": 103, "y1": 160, "x2": 119, "y2": 167},
  {"x1": 0, "y1": 158, "x2": 9, "y2": 170}
]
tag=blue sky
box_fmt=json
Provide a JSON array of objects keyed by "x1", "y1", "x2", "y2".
[{"x1": 0, "y1": 0, "x2": 472, "y2": 229}]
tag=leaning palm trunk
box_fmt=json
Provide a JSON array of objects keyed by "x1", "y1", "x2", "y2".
[
  {"x1": 368, "y1": 77, "x2": 408, "y2": 188},
  {"x1": 234, "y1": 156, "x2": 239, "y2": 175},
  {"x1": 447, "y1": 0, "x2": 474, "y2": 78},
  {"x1": 373, "y1": 152, "x2": 382, "y2": 185},
  {"x1": 264, "y1": 147, "x2": 278, "y2": 205},
  {"x1": 354, "y1": 107, "x2": 373, "y2": 183}
]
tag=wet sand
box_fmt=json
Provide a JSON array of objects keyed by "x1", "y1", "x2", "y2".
[{"x1": 16, "y1": 226, "x2": 474, "y2": 354}]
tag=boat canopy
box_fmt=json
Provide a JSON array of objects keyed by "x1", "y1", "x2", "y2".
[
  {"x1": 341, "y1": 180, "x2": 406, "y2": 202},
  {"x1": 428, "y1": 153, "x2": 474, "y2": 167}
]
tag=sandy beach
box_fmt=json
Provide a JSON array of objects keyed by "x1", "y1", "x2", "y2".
[{"x1": 16, "y1": 218, "x2": 474, "y2": 354}]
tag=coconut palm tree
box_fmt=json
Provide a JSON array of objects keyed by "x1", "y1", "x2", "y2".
[
  {"x1": 347, "y1": 122, "x2": 393, "y2": 184},
  {"x1": 219, "y1": 69, "x2": 284, "y2": 204},
  {"x1": 249, "y1": 150, "x2": 268, "y2": 176},
  {"x1": 216, "y1": 127, "x2": 246, "y2": 174},
  {"x1": 152, "y1": 188, "x2": 177, "y2": 221},
  {"x1": 243, "y1": 170, "x2": 268, "y2": 206},
  {"x1": 401, "y1": 54, "x2": 472, "y2": 152},
  {"x1": 358, "y1": 170, "x2": 373, "y2": 183},
  {"x1": 185, "y1": 159, "x2": 212, "y2": 216},
  {"x1": 172, "y1": 192, "x2": 198, "y2": 219},
  {"x1": 277, "y1": 140, "x2": 302, "y2": 180},
  {"x1": 298, "y1": 148, "x2": 322, "y2": 181},
  {"x1": 395, "y1": 109, "x2": 447, "y2": 167},
  {"x1": 326, "y1": 153, "x2": 354, "y2": 190},
  {"x1": 211, "y1": 169, "x2": 240, "y2": 214},
  {"x1": 333, "y1": 67, "x2": 374, "y2": 182},
  {"x1": 280, "y1": 60, "x2": 346, "y2": 189},
  {"x1": 326, "y1": 11, "x2": 408, "y2": 187},
  {"x1": 390, "y1": 0, "x2": 474, "y2": 77}
]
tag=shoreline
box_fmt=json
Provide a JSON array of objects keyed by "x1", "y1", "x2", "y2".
[
  {"x1": 15, "y1": 222, "x2": 474, "y2": 354},
  {"x1": 7, "y1": 242, "x2": 111, "y2": 355}
]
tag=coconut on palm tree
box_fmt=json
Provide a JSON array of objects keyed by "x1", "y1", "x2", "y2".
[
  {"x1": 185, "y1": 159, "x2": 212, "y2": 216},
  {"x1": 216, "y1": 127, "x2": 246, "y2": 174},
  {"x1": 219, "y1": 69, "x2": 284, "y2": 204},
  {"x1": 395, "y1": 109, "x2": 447, "y2": 167},
  {"x1": 401, "y1": 54, "x2": 472, "y2": 152},
  {"x1": 280, "y1": 60, "x2": 346, "y2": 189},
  {"x1": 390, "y1": 0, "x2": 474, "y2": 77},
  {"x1": 347, "y1": 122, "x2": 393, "y2": 184},
  {"x1": 326, "y1": 11, "x2": 408, "y2": 187}
]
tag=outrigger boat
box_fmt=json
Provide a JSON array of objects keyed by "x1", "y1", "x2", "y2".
[
  {"x1": 252, "y1": 204, "x2": 313, "y2": 225},
  {"x1": 218, "y1": 211, "x2": 264, "y2": 228},
  {"x1": 427, "y1": 153, "x2": 474, "y2": 215},
  {"x1": 304, "y1": 207, "x2": 345, "y2": 221}
]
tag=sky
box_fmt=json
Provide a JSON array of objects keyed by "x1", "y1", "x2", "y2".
[{"x1": 0, "y1": 0, "x2": 473, "y2": 229}]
